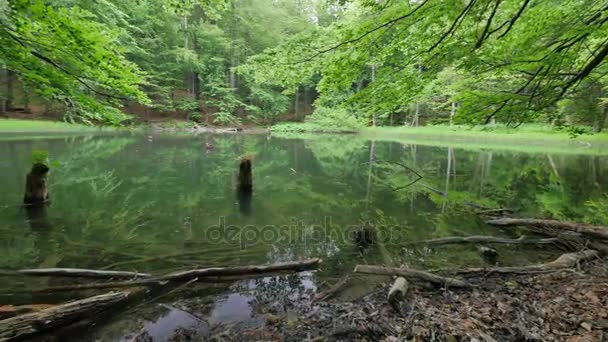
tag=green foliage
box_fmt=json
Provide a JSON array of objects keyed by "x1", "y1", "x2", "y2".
[
  {"x1": 0, "y1": 0, "x2": 149, "y2": 124},
  {"x1": 31, "y1": 150, "x2": 48, "y2": 165},
  {"x1": 307, "y1": 106, "x2": 364, "y2": 129},
  {"x1": 242, "y1": 0, "x2": 608, "y2": 130}
]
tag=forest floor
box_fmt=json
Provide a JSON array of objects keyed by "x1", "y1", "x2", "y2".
[{"x1": 114, "y1": 258, "x2": 608, "y2": 342}]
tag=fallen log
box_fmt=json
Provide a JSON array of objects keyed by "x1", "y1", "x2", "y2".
[
  {"x1": 0, "y1": 290, "x2": 141, "y2": 340},
  {"x1": 476, "y1": 208, "x2": 514, "y2": 215},
  {"x1": 0, "y1": 304, "x2": 55, "y2": 320},
  {"x1": 411, "y1": 235, "x2": 559, "y2": 246},
  {"x1": 387, "y1": 277, "x2": 408, "y2": 312},
  {"x1": 159, "y1": 258, "x2": 321, "y2": 281},
  {"x1": 3, "y1": 261, "x2": 323, "y2": 294},
  {"x1": 354, "y1": 265, "x2": 470, "y2": 288},
  {"x1": 486, "y1": 218, "x2": 608, "y2": 240},
  {"x1": 454, "y1": 250, "x2": 599, "y2": 274},
  {"x1": 314, "y1": 275, "x2": 350, "y2": 302},
  {"x1": 16, "y1": 268, "x2": 151, "y2": 279}
]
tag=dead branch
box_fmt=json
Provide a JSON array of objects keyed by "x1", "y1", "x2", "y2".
[
  {"x1": 486, "y1": 217, "x2": 608, "y2": 240},
  {"x1": 0, "y1": 289, "x2": 142, "y2": 340},
  {"x1": 159, "y1": 258, "x2": 321, "y2": 281},
  {"x1": 314, "y1": 275, "x2": 351, "y2": 302},
  {"x1": 453, "y1": 250, "x2": 599, "y2": 274},
  {"x1": 410, "y1": 235, "x2": 558, "y2": 246},
  {"x1": 16, "y1": 268, "x2": 150, "y2": 279},
  {"x1": 354, "y1": 265, "x2": 471, "y2": 288}
]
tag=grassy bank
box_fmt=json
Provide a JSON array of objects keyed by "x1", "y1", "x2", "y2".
[
  {"x1": 272, "y1": 123, "x2": 608, "y2": 155},
  {"x1": 0, "y1": 119, "x2": 102, "y2": 133}
]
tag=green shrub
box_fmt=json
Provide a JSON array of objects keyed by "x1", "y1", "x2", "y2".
[{"x1": 306, "y1": 107, "x2": 364, "y2": 130}]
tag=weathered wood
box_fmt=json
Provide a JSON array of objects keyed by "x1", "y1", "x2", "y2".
[
  {"x1": 23, "y1": 163, "x2": 49, "y2": 205},
  {"x1": 478, "y1": 245, "x2": 498, "y2": 265},
  {"x1": 476, "y1": 208, "x2": 514, "y2": 215},
  {"x1": 486, "y1": 218, "x2": 608, "y2": 240},
  {"x1": 314, "y1": 275, "x2": 350, "y2": 302},
  {"x1": 387, "y1": 277, "x2": 408, "y2": 312},
  {"x1": 160, "y1": 258, "x2": 321, "y2": 281},
  {"x1": 0, "y1": 290, "x2": 138, "y2": 340},
  {"x1": 0, "y1": 304, "x2": 55, "y2": 320},
  {"x1": 455, "y1": 250, "x2": 599, "y2": 274},
  {"x1": 16, "y1": 268, "x2": 151, "y2": 279},
  {"x1": 354, "y1": 265, "x2": 470, "y2": 288},
  {"x1": 412, "y1": 235, "x2": 558, "y2": 246}
]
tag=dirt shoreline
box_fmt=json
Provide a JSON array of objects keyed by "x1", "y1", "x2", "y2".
[{"x1": 110, "y1": 259, "x2": 608, "y2": 341}]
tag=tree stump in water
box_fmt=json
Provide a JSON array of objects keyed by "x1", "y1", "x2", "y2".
[
  {"x1": 237, "y1": 156, "x2": 253, "y2": 192},
  {"x1": 23, "y1": 163, "x2": 49, "y2": 205}
]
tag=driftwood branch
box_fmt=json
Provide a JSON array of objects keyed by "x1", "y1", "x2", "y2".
[
  {"x1": 454, "y1": 250, "x2": 599, "y2": 274},
  {"x1": 486, "y1": 218, "x2": 608, "y2": 240},
  {"x1": 16, "y1": 268, "x2": 150, "y2": 279},
  {"x1": 159, "y1": 258, "x2": 321, "y2": 281},
  {"x1": 410, "y1": 235, "x2": 558, "y2": 246},
  {"x1": 0, "y1": 290, "x2": 141, "y2": 340},
  {"x1": 314, "y1": 275, "x2": 350, "y2": 302},
  {"x1": 354, "y1": 265, "x2": 470, "y2": 288}
]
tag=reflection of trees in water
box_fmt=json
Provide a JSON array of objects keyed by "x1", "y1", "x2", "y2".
[{"x1": 1, "y1": 134, "x2": 607, "y2": 294}]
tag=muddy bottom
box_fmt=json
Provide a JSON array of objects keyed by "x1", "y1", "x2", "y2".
[{"x1": 86, "y1": 260, "x2": 608, "y2": 342}]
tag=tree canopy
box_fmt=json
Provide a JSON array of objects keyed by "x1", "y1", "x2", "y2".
[{"x1": 1, "y1": 0, "x2": 607, "y2": 130}]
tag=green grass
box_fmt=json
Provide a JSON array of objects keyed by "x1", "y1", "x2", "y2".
[
  {"x1": 272, "y1": 122, "x2": 608, "y2": 155},
  {"x1": 0, "y1": 119, "x2": 102, "y2": 133},
  {"x1": 362, "y1": 125, "x2": 608, "y2": 155},
  {"x1": 271, "y1": 122, "x2": 358, "y2": 134}
]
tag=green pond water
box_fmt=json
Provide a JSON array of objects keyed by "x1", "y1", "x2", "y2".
[{"x1": 0, "y1": 132, "x2": 607, "y2": 338}]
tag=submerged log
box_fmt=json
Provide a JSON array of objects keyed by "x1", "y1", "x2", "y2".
[
  {"x1": 412, "y1": 235, "x2": 559, "y2": 246},
  {"x1": 314, "y1": 275, "x2": 350, "y2": 302},
  {"x1": 16, "y1": 268, "x2": 151, "y2": 279},
  {"x1": 160, "y1": 258, "x2": 321, "y2": 281},
  {"x1": 486, "y1": 218, "x2": 608, "y2": 240},
  {"x1": 0, "y1": 290, "x2": 140, "y2": 340},
  {"x1": 354, "y1": 265, "x2": 470, "y2": 288},
  {"x1": 387, "y1": 277, "x2": 408, "y2": 312},
  {"x1": 455, "y1": 250, "x2": 599, "y2": 274},
  {"x1": 23, "y1": 163, "x2": 49, "y2": 205},
  {"x1": 237, "y1": 156, "x2": 253, "y2": 192}
]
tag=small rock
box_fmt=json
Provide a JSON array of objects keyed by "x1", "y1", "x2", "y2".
[{"x1": 580, "y1": 322, "x2": 592, "y2": 332}]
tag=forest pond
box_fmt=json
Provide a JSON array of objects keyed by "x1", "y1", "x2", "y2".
[{"x1": 1, "y1": 132, "x2": 607, "y2": 339}]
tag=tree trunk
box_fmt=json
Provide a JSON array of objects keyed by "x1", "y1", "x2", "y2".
[
  {"x1": 16, "y1": 268, "x2": 150, "y2": 279},
  {"x1": 159, "y1": 258, "x2": 321, "y2": 281},
  {"x1": 411, "y1": 235, "x2": 559, "y2": 246},
  {"x1": 354, "y1": 265, "x2": 470, "y2": 288},
  {"x1": 294, "y1": 87, "x2": 299, "y2": 119},
  {"x1": 5, "y1": 69, "x2": 14, "y2": 112},
  {"x1": 450, "y1": 101, "x2": 457, "y2": 125},
  {"x1": 0, "y1": 290, "x2": 140, "y2": 340},
  {"x1": 486, "y1": 218, "x2": 608, "y2": 240},
  {"x1": 454, "y1": 250, "x2": 598, "y2": 274}
]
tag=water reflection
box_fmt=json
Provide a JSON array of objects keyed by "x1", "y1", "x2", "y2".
[{"x1": 0, "y1": 133, "x2": 606, "y2": 284}]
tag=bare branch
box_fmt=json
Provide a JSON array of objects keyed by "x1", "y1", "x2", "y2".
[
  {"x1": 293, "y1": 0, "x2": 429, "y2": 64},
  {"x1": 475, "y1": 0, "x2": 502, "y2": 49},
  {"x1": 496, "y1": 0, "x2": 531, "y2": 39},
  {"x1": 428, "y1": 0, "x2": 478, "y2": 53}
]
